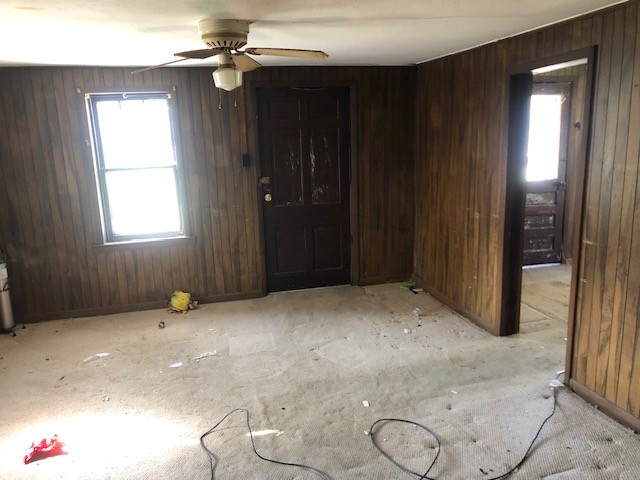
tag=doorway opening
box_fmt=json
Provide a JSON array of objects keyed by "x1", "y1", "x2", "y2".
[
  {"x1": 502, "y1": 48, "x2": 595, "y2": 381},
  {"x1": 521, "y1": 59, "x2": 588, "y2": 334}
]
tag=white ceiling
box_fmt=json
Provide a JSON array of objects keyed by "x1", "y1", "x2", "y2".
[{"x1": 0, "y1": 0, "x2": 627, "y2": 68}]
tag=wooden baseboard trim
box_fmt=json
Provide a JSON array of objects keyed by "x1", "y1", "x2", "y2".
[
  {"x1": 357, "y1": 274, "x2": 411, "y2": 286},
  {"x1": 411, "y1": 275, "x2": 500, "y2": 336},
  {"x1": 197, "y1": 291, "x2": 264, "y2": 305},
  {"x1": 569, "y1": 379, "x2": 640, "y2": 433},
  {"x1": 15, "y1": 291, "x2": 264, "y2": 323}
]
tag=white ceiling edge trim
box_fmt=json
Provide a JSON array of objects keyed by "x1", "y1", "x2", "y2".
[{"x1": 414, "y1": 0, "x2": 629, "y2": 65}]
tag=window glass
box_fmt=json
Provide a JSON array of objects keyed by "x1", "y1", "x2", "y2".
[
  {"x1": 96, "y1": 98, "x2": 175, "y2": 169},
  {"x1": 105, "y1": 169, "x2": 181, "y2": 236},
  {"x1": 87, "y1": 91, "x2": 185, "y2": 241},
  {"x1": 526, "y1": 94, "x2": 563, "y2": 181}
]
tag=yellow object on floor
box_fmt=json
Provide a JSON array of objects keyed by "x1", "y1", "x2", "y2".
[{"x1": 168, "y1": 291, "x2": 198, "y2": 313}]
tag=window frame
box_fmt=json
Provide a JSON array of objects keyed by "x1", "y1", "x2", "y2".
[{"x1": 84, "y1": 87, "x2": 189, "y2": 244}]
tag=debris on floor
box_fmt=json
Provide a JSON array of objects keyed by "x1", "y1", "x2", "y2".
[
  {"x1": 23, "y1": 435, "x2": 66, "y2": 464},
  {"x1": 167, "y1": 291, "x2": 198, "y2": 313},
  {"x1": 243, "y1": 428, "x2": 284, "y2": 438},
  {"x1": 412, "y1": 308, "x2": 424, "y2": 317},
  {"x1": 158, "y1": 321, "x2": 166, "y2": 329},
  {"x1": 101, "y1": 395, "x2": 110, "y2": 402},
  {"x1": 169, "y1": 362, "x2": 183, "y2": 368},
  {"x1": 403, "y1": 328, "x2": 412, "y2": 334},
  {"x1": 400, "y1": 284, "x2": 423, "y2": 294},
  {"x1": 362, "y1": 400, "x2": 370, "y2": 407},
  {"x1": 192, "y1": 351, "x2": 218, "y2": 361},
  {"x1": 83, "y1": 352, "x2": 111, "y2": 363}
]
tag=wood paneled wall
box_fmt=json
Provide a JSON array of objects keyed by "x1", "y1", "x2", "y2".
[
  {"x1": 0, "y1": 66, "x2": 414, "y2": 321},
  {"x1": 413, "y1": 1, "x2": 640, "y2": 424},
  {"x1": 0, "y1": 67, "x2": 263, "y2": 321},
  {"x1": 245, "y1": 67, "x2": 415, "y2": 285},
  {"x1": 413, "y1": 43, "x2": 507, "y2": 332}
]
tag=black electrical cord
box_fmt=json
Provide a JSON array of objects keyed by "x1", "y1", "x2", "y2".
[
  {"x1": 369, "y1": 418, "x2": 441, "y2": 480},
  {"x1": 369, "y1": 379, "x2": 562, "y2": 480},
  {"x1": 200, "y1": 407, "x2": 330, "y2": 480},
  {"x1": 201, "y1": 376, "x2": 563, "y2": 479}
]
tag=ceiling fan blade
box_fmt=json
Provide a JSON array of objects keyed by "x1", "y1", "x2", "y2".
[
  {"x1": 131, "y1": 58, "x2": 190, "y2": 75},
  {"x1": 174, "y1": 48, "x2": 224, "y2": 59},
  {"x1": 244, "y1": 48, "x2": 328, "y2": 60},
  {"x1": 131, "y1": 48, "x2": 224, "y2": 75},
  {"x1": 232, "y1": 53, "x2": 262, "y2": 72}
]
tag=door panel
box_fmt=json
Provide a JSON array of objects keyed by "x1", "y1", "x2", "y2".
[
  {"x1": 313, "y1": 225, "x2": 343, "y2": 270},
  {"x1": 523, "y1": 82, "x2": 571, "y2": 265},
  {"x1": 310, "y1": 127, "x2": 341, "y2": 204},
  {"x1": 274, "y1": 227, "x2": 306, "y2": 274},
  {"x1": 258, "y1": 88, "x2": 350, "y2": 292},
  {"x1": 271, "y1": 129, "x2": 303, "y2": 206}
]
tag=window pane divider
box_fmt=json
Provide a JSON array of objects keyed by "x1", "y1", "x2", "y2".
[{"x1": 100, "y1": 164, "x2": 177, "y2": 173}]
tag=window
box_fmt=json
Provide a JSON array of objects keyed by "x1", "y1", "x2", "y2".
[
  {"x1": 85, "y1": 90, "x2": 187, "y2": 243},
  {"x1": 526, "y1": 93, "x2": 563, "y2": 182}
]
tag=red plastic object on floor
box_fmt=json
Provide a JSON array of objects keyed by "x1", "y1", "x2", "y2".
[{"x1": 24, "y1": 435, "x2": 66, "y2": 464}]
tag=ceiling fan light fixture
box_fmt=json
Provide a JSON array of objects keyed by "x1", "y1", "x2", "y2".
[
  {"x1": 131, "y1": 18, "x2": 328, "y2": 79},
  {"x1": 212, "y1": 66, "x2": 242, "y2": 91}
]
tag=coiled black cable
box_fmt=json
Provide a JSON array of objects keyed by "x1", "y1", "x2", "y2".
[
  {"x1": 201, "y1": 377, "x2": 561, "y2": 479},
  {"x1": 369, "y1": 380, "x2": 561, "y2": 480},
  {"x1": 200, "y1": 407, "x2": 330, "y2": 480}
]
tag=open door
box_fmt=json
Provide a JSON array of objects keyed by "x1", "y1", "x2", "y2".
[{"x1": 523, "y1": 82, "x2": 571, "y2": 265}]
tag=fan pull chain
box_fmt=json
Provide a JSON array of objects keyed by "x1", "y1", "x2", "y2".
[{"x1": 218, "y1": 94, "x2": 222, "y2": 110}]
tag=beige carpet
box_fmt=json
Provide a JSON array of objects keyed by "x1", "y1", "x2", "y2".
[
  {"x1": 1, "y1": 283, "x2": 639, "y2": 479},
  {"x1": 520, "y1": 264, "x2": 572, "y2": 333}
]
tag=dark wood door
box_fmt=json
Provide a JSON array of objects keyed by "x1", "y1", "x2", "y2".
[
  {"x1": 523, "y1": 82, "x2": 571, "y2": 265},
  {"x1": 257, "y1": 88, "x2": 351, "y2": 292}
]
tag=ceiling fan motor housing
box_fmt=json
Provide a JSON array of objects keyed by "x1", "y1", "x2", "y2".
[{"x1": 198, "y1": 19, "x2": 250, "y2": 50}]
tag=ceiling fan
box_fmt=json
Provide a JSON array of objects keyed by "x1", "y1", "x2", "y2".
[{"x1": 132, "y1": 19, "x2": 328, "y2": 91}]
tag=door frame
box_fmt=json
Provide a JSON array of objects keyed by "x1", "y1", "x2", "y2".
[
  {"x1": 501, "y1": 47, "x2": 597, "y2": 384},
  {"x1": 243, "y1": 80, "x2": 359, "y2": 294}
]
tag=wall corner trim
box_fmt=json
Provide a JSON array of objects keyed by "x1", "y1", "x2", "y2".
[
  {"x1": 569, "y1": 379, "x2": 640, "y2": 433},
  {"x1": 412, "y1": 276, "x2": 500, "y2": 336}
]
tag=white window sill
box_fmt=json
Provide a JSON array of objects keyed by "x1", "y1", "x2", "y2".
[{"x1": 93, "y1": 236, "x2": 196, "y2": 252}]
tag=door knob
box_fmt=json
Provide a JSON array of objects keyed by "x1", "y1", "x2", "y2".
[{"x1": 264, "y1": 193, "x2": 272, "y2": 202}]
